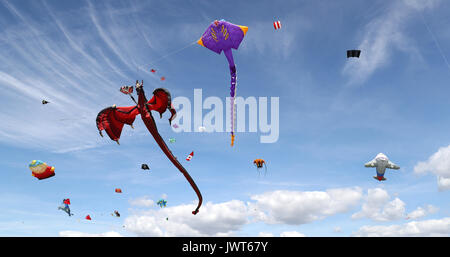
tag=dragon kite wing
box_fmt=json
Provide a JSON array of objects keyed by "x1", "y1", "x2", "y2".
[
  {"x1": 96, "y1": 105, "x2": 140, "y2": 144},
  {"x1": 197, "y1": 19, "x2": 248, "y2": 146}
]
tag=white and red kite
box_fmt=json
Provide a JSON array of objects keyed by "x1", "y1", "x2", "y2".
[{"x1": 273, "y1": 21, "x2": 281, "y2": 30}]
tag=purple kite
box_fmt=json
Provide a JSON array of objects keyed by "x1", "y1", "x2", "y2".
[{"x1": 197, "y1": 19, "x2": 248, "y2": 147}]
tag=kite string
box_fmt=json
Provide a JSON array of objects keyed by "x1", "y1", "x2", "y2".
[
  {"x1": 419, "y1": 11, "x2": 450, "y2": 73},
  {"x1": 99, "y1": 40, "x2": 198, "y2": 75},
  {"x1": 136, "y1": 40, "x2": 198, "y2": 72}
]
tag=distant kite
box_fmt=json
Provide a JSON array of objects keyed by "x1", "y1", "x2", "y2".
[
  {"x1": 273, "y1": 20, "x2": 281, "y2": 30},
  {"x1": 42, "y1": 100, "x2": 50, "y2": 104},
  {"x1": 120, "y1": 85, "x2": 134, "y2": 95},
  {"x1": 115, "y1": 188, "x2": 122, "y2": 193},
  {"x1": 253, "y1": 159, "x2": 267, "y2": 175},
  {"x1": 347, "y1": 50, "x2": 361, "y2": 58},
  {"x1": 141, "y1": 164, "x2": 150, "y2": 170},
  {"x1": 186, "y1": 152, "x2": 194, "y2": 161},
  {"x1": 58, "y1": 199, "x2": 73, "y2": 216},
  {"x1": 29, "y1": 160, "x2": 55, "y2": 180},
  {"x1": 157, "y1": 199, "x2": 167, "y2": 208}
]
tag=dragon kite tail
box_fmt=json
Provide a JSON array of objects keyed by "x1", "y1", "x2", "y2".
[{"x1": 136, "y1": 84, "x2": 203, "y2": 215}]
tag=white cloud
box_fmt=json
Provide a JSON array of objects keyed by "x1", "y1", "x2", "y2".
[
  {"x1": 437, "y1": 177, "x2": 450, "y2": 191},
  {"x1": 124, "y1": 200, "x2": 249, "y2": 237},
  {"x1": 353, "y1": 217, "x2": 450, "y2": 237},
  {"x1": 352, "y1": 188, "x2": 406, "y2": 222},
  {"x1": 59, "y1": 231, "x2": 123, "y2": 237},
  {"x1": 258, "y1": 232, "x2": 274, "y2": 237},
  {"x1": 124, "y1": 188, "x2": 364, "y2": 236},
  {"x1": 414, "y1": 145, "x2": 450, "y2": 191},
  {"x1": 407, "y1": 205, "x2": 439, "y2": 220},
  {"x1": 280, "y1": 231, "x2": 306, "y2": 237},
  {"x1": 129, "y1": 196, "x2": 154, "y2": 208},
  {"x1": 250, "y1": 187, "x2": 363, "y2": 225}
]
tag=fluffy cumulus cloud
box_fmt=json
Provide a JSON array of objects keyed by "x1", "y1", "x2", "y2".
[
  {"x1": 352, "y1": 188, "x2": 406, "y2": 222},
  {"x1": 124, "y1": 187, "x2": 363, "y2": 236},
  {"x1": 414, "y1": 145, "x2": 450, "y2": 191},
  {"x1": 353, "y1": 217, "x2": 450, "y2": 237},
  {"x1": 59, "y1": 231, "x2": 123, "y2": 237},
  {"x1": 406, "y1": 205, "x2": 439, "y2": 220},
  {"x1": 124, "y1": 200, "x2": 249, "y2": 237},
  {"x1": 250, "y1": 187, "x2": 363, "y2": 225}
]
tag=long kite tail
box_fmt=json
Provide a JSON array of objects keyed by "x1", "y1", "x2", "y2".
[
  {"x1": 145, "y1": 115, "x2": 203, "y2": 214},
  {"x1": 136, "y1": 85, "x2": 202, "y2": 215},
  {"x1": 230, "y1": 65, "x2": 237, "y2": 146}
]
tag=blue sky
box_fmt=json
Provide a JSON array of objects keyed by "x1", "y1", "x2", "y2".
[{"x1": 0, "y1": 0, "x2": 449, "y2": 237}]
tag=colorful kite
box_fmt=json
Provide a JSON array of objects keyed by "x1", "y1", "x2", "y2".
[
  {"x1": 96, "y1": 81, "x2": 202, "y2": 215},
  {"x1": 58, "y1": 199, "x2": 73, "y2": 216},
  {"x1": 85, "y1": 215, "x2": 92, "y2": 220},
  {"x1": 29, "y1": 160, "x2": 55, "y2": 180},
  {"x1": 253, "y1": 159, "x2": 267, "y2": 175},
  {"x1": 197, "y1": 19, "x2": 248, "y2": 146},
  {"x1": 273, "y1": 20, "x2": 282, "y2": 30},
  {"x1": 157, "y1": 199, "x2": 167, "y2": 208},
  {"x1": 120, "y1": 85, "x2": 134, "y2": 95},
  {"x1": 115, "y1": 188, "x2": 122, "y2": 193},
  {"x1": 186, "y1": 151, "x2": 194, "y2": 161}
]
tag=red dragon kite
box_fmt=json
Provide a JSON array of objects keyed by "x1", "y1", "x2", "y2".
[{"x1": 96, "y1": 81, "x2": 203, "y2": 215}]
